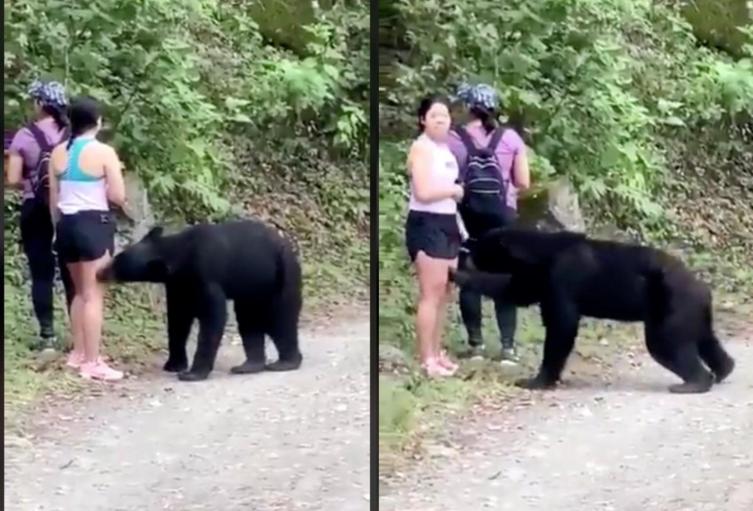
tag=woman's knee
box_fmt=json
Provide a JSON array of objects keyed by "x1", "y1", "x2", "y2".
[
  {"x1": 79, "y1": 283, "x2": 103, "y2": 304},
  {"x1": 79, "y1": 258, "x2": 109, "y2": 303},
  {"x1": 418, "y1": 276, "x2": 447, "y2": 304}
]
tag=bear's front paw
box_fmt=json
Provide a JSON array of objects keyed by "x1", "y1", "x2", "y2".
[
  {"x1": 163, "y1": 358, "x2": 188, "y2": 373},
  {"x1": 265, "y1": 356, "x2": 302, "y2": 372},
  {"x1": 230, "y1": 360, "x2": 266, "y2": 374},
  {"x1": 177, "y1": 370, "x2": 210, "y2": 382},
  {"x1": 514, "y1": 375, "x2": 557, "y2": 390}
]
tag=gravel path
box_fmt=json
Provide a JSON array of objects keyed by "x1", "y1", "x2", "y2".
[
  {"x1": 380, "y1": 331, "x2": 753, "y2": 511},
  {"x1": 4, "y1": 316, "x2": 370, "y2": 511}
]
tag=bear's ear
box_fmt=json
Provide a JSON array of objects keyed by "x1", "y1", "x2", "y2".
[{"x1": 144, "y1": 226, "x2": 164, "y2": 241}]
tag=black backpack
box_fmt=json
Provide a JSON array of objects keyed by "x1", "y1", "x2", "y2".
[
  {"x1": 24, "y1": 123, "x2": 68, "y2": 207},
  {"x1": 454, "y1": 125, "x2": 508, "y2": 239}
]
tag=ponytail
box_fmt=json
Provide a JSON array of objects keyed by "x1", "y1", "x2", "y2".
[
  {"x1": 470, "y1": 106, "x2": 498, "y2": 135},
  {"x1": 65, "y1": 96, "x2": 102, "y2": 150},
  {"x1": 66, "y1": 126, "x2": 83, "y2": 150}
]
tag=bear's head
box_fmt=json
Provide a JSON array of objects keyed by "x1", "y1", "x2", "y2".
[
  {"x1": 468, "y1": 227, "x2": 585, "y2": 273},
  {"x1": 466, "y1": 227, "x2": 532, "y2": 273},
  {"x1": 97, "y1": 226, "x2": 171, "y2": 283}
]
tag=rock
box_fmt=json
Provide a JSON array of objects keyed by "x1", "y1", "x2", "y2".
[
  {"x1": 680, "y1": 0, "x2": 752, "y2": 59},
  {"x1": 113, "y1": 172, "x2": 156, "y2": 251},
  {"x1": 111, "y1": 172, "x2": 164, "y2": 307},
  {"x1": 379, "y1": 344, "x2": 413, "y2": 374},
  {"x1": 517, "y1": 177, "x2": 586, "y2": 232},
  {"x1": 247, "y1": 0, "x2": 334, "y2": 57}
]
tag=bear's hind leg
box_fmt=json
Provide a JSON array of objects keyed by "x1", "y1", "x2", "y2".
[
  {"x1": 265, "y1": 309, "x2": 302, "y2": 372},
  {"x1": 179, "y1": 285, "x2": 227, "y2": 382},
  {"x1": 230, "y1": 301, "x2": 267, "y2": 375},
  {"x1": 699, "y1": 333, "x2": 735, "y2": 383},
  {"x1": 645, "y1": 320, "x2": 713, "y2": 394},
  {"x1": 696, "y1": 306, "x2": 735, "y2": 383}
]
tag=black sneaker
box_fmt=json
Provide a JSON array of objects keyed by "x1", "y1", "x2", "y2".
[
  {"x1": 457, "y1": 343, "x2": 486, "y2": 360},
  {"x1": 36, "y1": 327, "x2": 58, "y2": 351},
  {"x1": 499, "y1": 346, "x2": 519, "y2": 366}
]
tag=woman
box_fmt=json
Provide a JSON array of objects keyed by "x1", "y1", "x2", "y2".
[
  {"x1": 5, "y1": 80, "x2": 75, "y2": 350},
  {"x1": 448, "y1": 83, "x2": 531, "y2": 365},
  {"x1": 48, "y1": 96, "x2": 127, "y2": 381},
  {"x1": 405, "y1": 94, "x2": 465, "y2": 377}
]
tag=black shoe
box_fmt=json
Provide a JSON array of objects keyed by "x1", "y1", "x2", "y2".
[
  {"x1": 40, "y1": 324, "x2": 55, "y2": 339},
  {"x1": 36, "y1": 328, "x2": 58, "y2": 351},
  {"x1": 499, "y1": 346, "x2": 519, "y2": 366},
  {"x1": 457, "y1": 343, "x2": 485, "y2": 360}
]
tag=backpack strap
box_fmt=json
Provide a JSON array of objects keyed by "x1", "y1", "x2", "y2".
[
  {"x1": 26, "y1": 123, "x2": 53, "y2": 153},
  {"x1": 453, "y1": 126, "x2": 478, "y2": 156},
  {"x1": 486, "y1": 127, "x2": 505, "y2": 152}
]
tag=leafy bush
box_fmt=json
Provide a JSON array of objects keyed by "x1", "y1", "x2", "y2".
[
  {"x1": 379, "y1": 0, "x2": 752, "y2": 351},
  {"x1": 4, "y1": 0, "x2": 369, "y2": 220},
  {"x1": 382, "y1": 0, "x2": 752, "y2": 226}
]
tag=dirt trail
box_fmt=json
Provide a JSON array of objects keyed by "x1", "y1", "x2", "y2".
[
  {"x1": 4, "y1": 316, "x2": 370, "y2": 511},
  {"x1": 380, "y1": 331, "x2": 753, "y2": 511}
]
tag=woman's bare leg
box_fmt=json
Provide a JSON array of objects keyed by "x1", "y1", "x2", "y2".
[
  {"x1": 414, "y1": 251, "x2": 454, "y2": 376},
  {"x1": 434, "y1": 258, "x2": 458, "y2": 371},
  {"x1": 77, "y1": 251, "x2": 122, "y2": 381},
  {"x1": 65, "y1": 263, "x2": 86, "y2": 367}
]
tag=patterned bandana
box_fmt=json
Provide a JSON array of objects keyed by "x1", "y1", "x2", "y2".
[
  {"x1": 27, "y1": 80, "x2": 68, "y2": 109},
  {"x1": 452, "y1": 82, "x2": 499, "y2": 111}
]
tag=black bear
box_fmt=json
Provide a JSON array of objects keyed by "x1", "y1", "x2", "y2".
[
  {"x1": 97, "y1": 220, "x2": 303, "y2": 382},
  {"x1": 450, "y1": 227, "x2": 735, "y2": 394}
]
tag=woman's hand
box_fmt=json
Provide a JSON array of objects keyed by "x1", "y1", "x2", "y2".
[{"x1": 451, "y1": 183, "x2": 464, "y2": 202}]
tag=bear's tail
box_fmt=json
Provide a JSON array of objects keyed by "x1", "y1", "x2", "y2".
[{"x1": 274, "y1": 237, "x2": 303, "y2": 312}]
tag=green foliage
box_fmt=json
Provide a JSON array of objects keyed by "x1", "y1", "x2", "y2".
[
  {"x1": 4, "y1": 0, "x2": 369, "y2": 219},
  {"x1": 382, "y1": 0, "x2": 753, "y2": 226}
]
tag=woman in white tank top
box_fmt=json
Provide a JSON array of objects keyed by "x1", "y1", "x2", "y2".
[
  {"x1": 49, "y1": 96, "x2": 127, "y2": 382},
  {"x1": 404, "y1": 94, "x2": 465, "y2": 377}
]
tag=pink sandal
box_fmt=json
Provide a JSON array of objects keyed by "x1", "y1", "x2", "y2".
[
  {"x1": 421, "y1": 357, "x2": 456, "y2": 378},
  {"x1": 66, "y1": 351, "x2": 106, "y2": 369},
  {"x1": 437, "y1": 350, "x2": 459, "y2": 372},
  {"x1": 79, "y1": 360, "x2": 124, "y2": 381}
]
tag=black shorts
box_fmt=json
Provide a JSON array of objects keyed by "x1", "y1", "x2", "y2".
[
  {"x1": 405, "y1": 210, "x2": 461, "y2": 262},
  {"x1": 55, "y1": 210, "x2": 116, "y2": 264}
]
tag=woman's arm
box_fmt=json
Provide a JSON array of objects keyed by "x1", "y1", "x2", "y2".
[
  {"x1": 408, "y1": 141, "x2": 463, "y2": 203},
  {"x1": 512, "y1": 147, "x2": 531, "y2": 190},
  {"x1": 506, "y1": 128, "x2": 531, "y2": 190},
  {"x1": 6, "y1": 152, "x2": 24, "y2": 188},
  {"x1": 5, "y1": 129, "x2": 30, "y2": 188},
  {"x1": 102, "y1": 145, "x2": 127, "y2": 207},
  {"x1": 48, "y1": 144, "x2": 65, "y2": 224}
]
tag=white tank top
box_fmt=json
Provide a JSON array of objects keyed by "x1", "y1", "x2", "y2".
[
  {"x1": 408, "y1": 134, "x2": 459, "y2": 215},
  {"x1": 57, "y1": 136, "x2": 110, "y2": 215}
]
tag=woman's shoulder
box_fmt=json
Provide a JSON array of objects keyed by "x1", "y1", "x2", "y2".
[
  {"x1": 496, "y1": 125, "x2": 525, "y2": 151},
  {"x1": 409, "y1": 134, "x2": 433, "y2": 154},
  {"x1": 89, "y1": 139, "x2": 118, "y2": 157}
]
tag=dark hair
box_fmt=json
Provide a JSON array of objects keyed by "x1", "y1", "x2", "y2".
[
  {"x1": 469, "y1": 105, "x2": 498, "y2": 134},
  {"x1": 41, "y1": 104, "x2": 69, "y2": 132},
  {"x1": 416, "y1": 93, "x2": 450, "y2": 134},
  {"x1": 67, "y1": 96, "x2": 102, "y2": 149}
]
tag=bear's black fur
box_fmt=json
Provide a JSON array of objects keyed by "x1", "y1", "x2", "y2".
[
  {"x1": 450, "y1": 227, "x2": 735, "y2": 394},
  {"x1": 97, "y1": 219, "x2": 303, "y2": 382}
]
